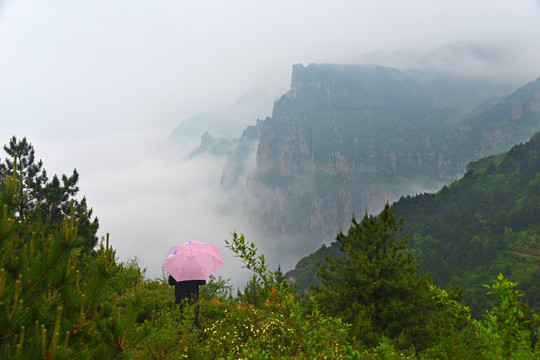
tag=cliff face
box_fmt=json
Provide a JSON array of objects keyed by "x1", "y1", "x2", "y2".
[
  {"x1": 255, "y1": 112, "x2": 312, "y2": 176},
  {"x1": 441, "y1": 77, "x2": 540, "y2": 176},
  {"x1": 234, "y1": 65, "x2": 540, "y2": 247}
]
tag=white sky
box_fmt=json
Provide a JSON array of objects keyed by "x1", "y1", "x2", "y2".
[{"x1": 1, "y1": 0, "x2": 539, "y2": 286}]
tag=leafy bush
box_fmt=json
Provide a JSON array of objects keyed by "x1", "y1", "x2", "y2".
[{"x1": 437, "y1": 274, "x2": 540, "y2": 359}]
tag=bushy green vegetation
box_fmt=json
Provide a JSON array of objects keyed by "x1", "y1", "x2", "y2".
[
  {"x1": 1, "y1": 137, "x2": 539, "y2": 359},
  {"x1": 394, "y1": 131, "x2": 540, "y2": 316},
  {"x1": 0, "y1": 153, "x2": 151, "y2": 359},
  {"x1": 291, "y1": 130, "x2": 540, "y2": 319},
  {"x1": 124, "y1": 230, "x2": 539, "y2": 359},
  {"x1": 0, "y1": 136, "x2": 99, "y2": 252},
  {"x1": 313, "y1": 203, "x2": 453, "y2": 351}
]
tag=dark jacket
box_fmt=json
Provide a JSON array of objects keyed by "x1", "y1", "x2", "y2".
[{"x1": 168, "y1": 276, "x2": 206, "y2": 305}]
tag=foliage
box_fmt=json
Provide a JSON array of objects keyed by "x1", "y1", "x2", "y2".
[
  {"x1": 289, "y1": 129, "x2": 540, "y2": 317},
  {"x1": 226, "y1": 232, "x2": 355, "y2": 359},
  {"x1": 124, "y1": 237, "x2": 540, "y2": 359},
  {"x1": 0, "y1": 155, "x2": 151, "y2": 359},
  {"x1": 394, "y1": 132, "x2": 540, "y2": 315},
  {"x1": 201, "y1": 301, "x2": 300, "y2": 358},
  {"x1": 200, "y1": 274, "x2": 233, "y2": 302},
  {"x1": 236, "y1": 275, "x2": 270, "y2": 307},
  {"x1": 480, "y1": 274, "x2": 538, "y2": 358},
  {"x1": 126, "y1": 304, "x2": 202, "y2": 359},
  {"x1": 2, "y1": 136, "x2": 539, "y2": 358},
  {"x1": 313, "y1": 203, "x2": 455, "y2": 351},
  {"x1": 0, "y1": 136, "x2": 99, "y2": 252},
  {"x1": 236, "y1": 265, "x2": 289, "y2": 306},
  {"x1": 437, "y1": 274, "x2": 540, "y2": 359}
]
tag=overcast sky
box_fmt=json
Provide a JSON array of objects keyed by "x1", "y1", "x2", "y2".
[{"x1": 1, "y1": 1, "x2": 539, "y2": 286}]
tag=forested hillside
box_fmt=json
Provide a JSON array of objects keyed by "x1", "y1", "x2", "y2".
[
  {"x1": 396, "y1": 131, "x2": 540, "y2": 315},
  {"x1": 288, "y1": 130, "x2": 540, "y2": 317}
]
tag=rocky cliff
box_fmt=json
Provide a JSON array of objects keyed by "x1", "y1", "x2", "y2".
[{"x1": 226, "y1": 64, "x2": 540, "y2": 250}]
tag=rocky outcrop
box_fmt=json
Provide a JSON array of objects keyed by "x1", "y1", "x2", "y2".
[
  {"x1": 255, "y1": 115, "x2": 313, "y2": 175},
  {"x1": 220, "y1": 119, "x2": 264, "y2": 191},
  {"x1": 225, "y1": 65, "x2": 540, "y2": 249},
  {"x1": 190, "y1": 131, "x2": 237, "y2": 158}
]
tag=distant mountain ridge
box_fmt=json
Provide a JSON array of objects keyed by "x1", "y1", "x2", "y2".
[
  {"x1": 170, "y1": 88, "x2": 273, "y2": 141},
  {"x1": 439, "y1": 77, "x2": 540, "y2": 175},
  {"x1": 357, "y1": 40, "x2": 538, "y2": 82}
]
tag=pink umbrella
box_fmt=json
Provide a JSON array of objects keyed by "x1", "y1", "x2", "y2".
[{"x1": 161, "y1": 240, "x2": 223, "y2": 281}]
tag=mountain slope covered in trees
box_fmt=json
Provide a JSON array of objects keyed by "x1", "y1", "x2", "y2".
[{"x1": 288, "y1": 130, "x2": 540, "y2": 316}]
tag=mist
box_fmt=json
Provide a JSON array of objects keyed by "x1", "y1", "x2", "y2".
[
  {"x1": 25, "y1": 131, "x2": 262, "y2": 287},
  {"x1": 2, "y1": 1, "x2": 540, "y2": 288}
]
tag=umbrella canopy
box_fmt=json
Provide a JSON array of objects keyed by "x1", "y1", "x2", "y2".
[{"x1": 161, "y1": 240, "x2": 223, "y2": 281}]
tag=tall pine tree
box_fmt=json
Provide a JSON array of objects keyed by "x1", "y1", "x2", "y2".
[
  {"x1": 0, "y1": 136, "x2": 98, "y2": 251},
  {"x1": 0, "y1": 154, "x2": 151, "y2": 359},
  {"x1": 313, "y1": 203, "x2": 452, "y2": 350}
]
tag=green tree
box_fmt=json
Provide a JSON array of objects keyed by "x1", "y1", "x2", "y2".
[
  {"x1": 0, "y1": 136, "x2": 47, "y2": 218},
  {"x1": 0, "y1": 136, "x2": 99, "y2": 251},
  {"x1": 313, "y1": 203, "x2": 449, "y2": 350},
  {"x1": 236, "y1": 274, "x2": 269, "y2": 306},
  {"x1": 0, "y1": 156, "x2": 151, "y2": 359},
  {"x1": 480, "y1": 274, "x2": 538, "y2": 359},
  {"x1": 200, "y1": 274, "x2": 233, "y2": 301},
  {"x1": 226, "y1": 232, "x2": 357, "y2": 359},
  {"x1": 237, "y1": 265, "x2": 290, "y2": 306}
]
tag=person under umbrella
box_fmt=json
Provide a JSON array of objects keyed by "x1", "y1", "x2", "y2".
[
  {"x1": 161, "y1": 240, "x2": 223, "y2": 328},
  {"x1": 167, "y1": 276, "x2": 206, "y2": 328}
]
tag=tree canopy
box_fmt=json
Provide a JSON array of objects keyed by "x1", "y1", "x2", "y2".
[
  {"x1": 0, "y1": 136, "x2": 99, "y2": 251},
  {"x1": 313, "y1": 203, "x2": 452, "y2": 350}
]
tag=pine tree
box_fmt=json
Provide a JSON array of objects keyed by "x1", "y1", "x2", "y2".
[
  {"x1": 0, "y1": 136, "x2": 98, "y2": 251},
  {"x1": 0, "y1": 155, "x2": 151, "y2": 359},
  {"x1": 237, "y1": 265, "x2": 291, "y2": 306},
  {"x1": 313, "y1": 203, "x2": 449, "y2": 350},
  {"x1": 0, "y1": 136, "x2": 47, "y2": 219}
]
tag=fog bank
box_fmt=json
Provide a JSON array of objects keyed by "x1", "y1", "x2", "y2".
[{"x1": 27, "y1": 130, "x2": 304, "y2": 289}]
